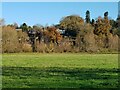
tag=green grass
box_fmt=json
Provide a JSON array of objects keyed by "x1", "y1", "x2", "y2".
[{"x1": 2, "y1": 53, "x2": 119, "y2": 88}]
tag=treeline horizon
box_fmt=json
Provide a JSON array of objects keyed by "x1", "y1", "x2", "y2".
[
  {"x1": 1, "y1": 10, "x2": 120, "y2": 53},
  {"x1": 1, "y1": 13, "x2": 118, "y2": 28}
]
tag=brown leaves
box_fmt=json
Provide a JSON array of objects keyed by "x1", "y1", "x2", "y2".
[
  {"x1": 94, "y1": 17, "x2": 111, "y2": 35},
  {"x1": 43, "y1": 26, "x2": 62, "y2": 43}
]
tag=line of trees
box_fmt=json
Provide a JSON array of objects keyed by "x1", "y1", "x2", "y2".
[{"x1": 1, "y1": 10, "x2": 120, "y2": 53}]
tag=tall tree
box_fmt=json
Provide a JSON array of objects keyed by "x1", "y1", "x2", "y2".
[
  {"x1": 85, "y1": 10, "x2": 90, "y2": 23},
  {"x1": 43, "y1": 26, "x2": 62, "y2": 44},
  {"x1": 103, "y1": 12, "x2": 111, "y2": 35},
  {"x1": 94, "y1": 12, "x2": 111, "y2": 36},
  {"x1": 116, "y1": 16, "x2": 120, "y2": 36},
  {"x1": 59, "y1": 15, "x2": 84, "y2": 37},
  {"x1": 91, "y1": 19, "x2": 95, "y2": 26},
  {"x1": 104, "y1": 11, "x2": 108, "y2": 19},
  {"x1": 20, "y1": 23, "x2": 28, "y2": 32},
  {"x1": 116, "y1": 16, "x2": 120, "y2": 28}
]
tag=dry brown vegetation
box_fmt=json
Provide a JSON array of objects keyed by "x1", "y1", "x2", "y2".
[
  {"x1": 1, "y1": 24, "x2": 119, "y2": 53},
  {"x1": 2, "y1": 26, "x2": 31, "y2": 53},
  {"x1": 1, "y1": 12, "x2": 120, "y2": 53}
]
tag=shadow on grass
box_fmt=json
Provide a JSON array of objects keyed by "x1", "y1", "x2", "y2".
[{"x1": 2, "y1": 66, "x2": 119, "y2": 88}]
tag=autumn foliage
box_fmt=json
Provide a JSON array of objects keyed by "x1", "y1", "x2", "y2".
[{"x1": 1, "y1": 11, "x2": 120, "y2": 53}]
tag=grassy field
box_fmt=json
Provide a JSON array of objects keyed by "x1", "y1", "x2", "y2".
[{"x1": 2, "y1": 53, "x2": 119, "y2": 88}]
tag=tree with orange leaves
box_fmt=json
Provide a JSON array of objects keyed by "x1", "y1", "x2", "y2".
[
  {"x1": 43, "y1": 26, "x2": 62, "y2": 45},
  {"x1": 94, "y1": 12, "x2": 111, "y2": 36}
]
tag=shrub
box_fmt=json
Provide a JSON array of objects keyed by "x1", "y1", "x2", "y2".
[
  {"x1": 94, "y1": 35, "x2": 106, "y2": 51},
  {"x1": 2, "y1": 26, "x2": 20, "y2": 53},
  {"x1": 108, "y1": 33, "x2": 118, "y2": 51},
  {"x1": 17, "y1": 30, "x2": 28, "y2": 43},
  {"x1": 76, "y1": 24, "x2": 98, "y2": 52},
  {"x1": 84, "y1": 33, "x2": 98, "y2": 52},
  {"x1": 53, "y1": 38, "x2": 73, "y2": 53},
  {"x1": 22, "y1": 43, "x2": 32, "y2": 52},
  {"x1": 36, "y1": 41, "x2": 47, "y2": 53}
]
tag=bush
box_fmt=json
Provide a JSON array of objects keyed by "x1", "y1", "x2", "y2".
[
  {"x1": 76, "y1": 24, "x2": 98, "y2": 52},
  {"x1": 36, "y1": 41, "x2": 46, "y2": 53},
  {"x1": 1, "y1": 24, "x2": 120, "y2": 53},
  {"x1": 84, "y1": 33, "x2": 98, "y2": 52},
  {"x1": 108, "y1": 33, "x2": 118, "y2": 51},
  {"x1": 94, "y1": 35, "x2": 106, "y2": 51},
  {"x1": 17, "y1": 30, "x2": 28, "y2": 43},
  {"x1": 2, "y1": 26, "x2": 20, "y2": 53},
  {"x1": 22, "y1": 43, "x2": 32, "y2": 52}
]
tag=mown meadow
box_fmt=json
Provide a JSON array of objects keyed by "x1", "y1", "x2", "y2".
[{"x1": 2, "y1": 53, "x2": 119, "y2": 88}]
